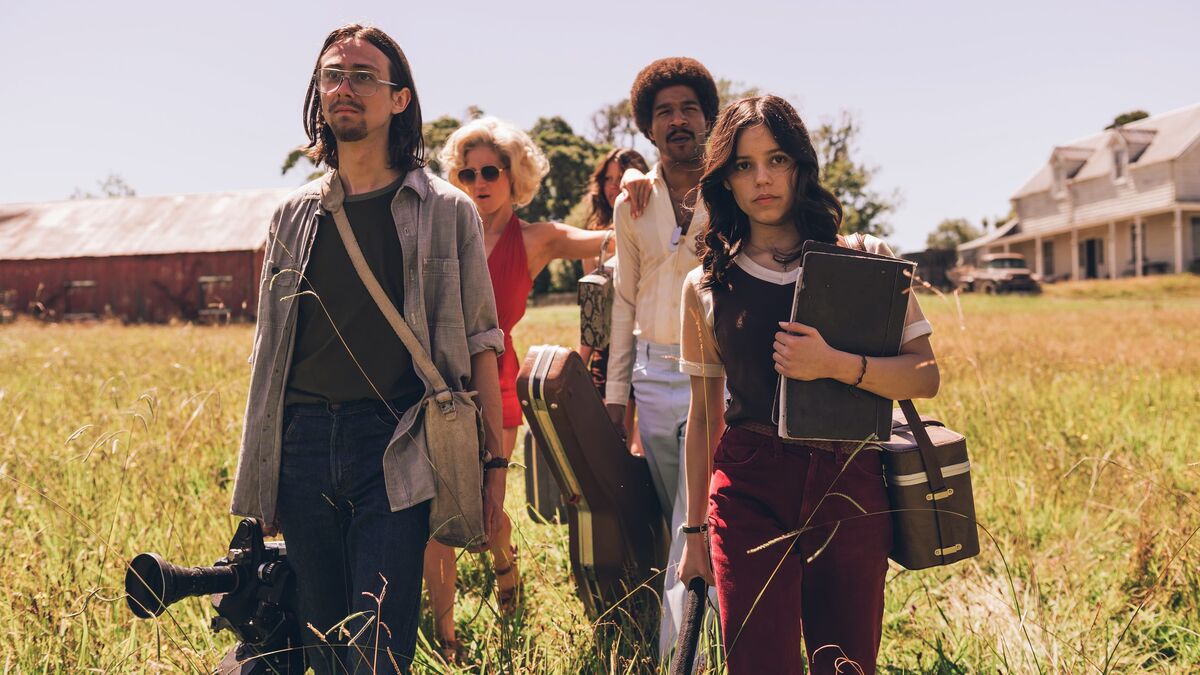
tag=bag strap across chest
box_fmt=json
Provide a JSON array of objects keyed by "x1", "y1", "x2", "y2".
[{"x1": 326, "y1": 189, "x2": 458, "y2": 418}]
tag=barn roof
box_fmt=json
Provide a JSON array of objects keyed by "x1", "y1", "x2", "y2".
[{"x1": 0, "y1": 188, "x2": 292, "y2": 260}]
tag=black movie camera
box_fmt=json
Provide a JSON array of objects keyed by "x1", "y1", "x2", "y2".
[{"x1": 125, "y1": 518, "x2": 304, "y2": 674}]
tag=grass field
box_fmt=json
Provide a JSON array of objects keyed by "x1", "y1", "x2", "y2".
[{"x1": 2, "y1": 274, "x2": 1198, "y2": 673}]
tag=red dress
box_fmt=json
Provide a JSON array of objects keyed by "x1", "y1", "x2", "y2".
[{"x1": 488, "y1": 213, "x2": 534, "y2": 428}]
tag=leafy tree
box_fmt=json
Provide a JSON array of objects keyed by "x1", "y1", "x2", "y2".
[
  {"x1": 70, "y1": 173, "x2": 136, "y2": 199},
  {"x1": 812, "y1": 112, "x2": 899, "y2": 238},
  {"x1": 926, "y1": 218, "x2": 983, "y2": 250},
  {"x1": 524, "y1": 117, "x2": 607, "y2": 293},
  {"x1": 281, "y1": 148, "x2": 323, "y2": 181},
  {"x1": 591, "y1": 98, "x2": 638, "y2": 147},
  {"x1": 525, "y1": 117, "x2": 606, "y2": 223},
  {"x1": 1106, "y1": 110, "x2": 1149, "y2": 129},
  {"x1": 716, "y1": 78, "x2": 760, "y2": 109},
  {"x1": 980, "y1": 209, "x2": 1016, "y2": 231},
  {"x1": 422, "y1": 115, "x2": 464, "y2": 176}
]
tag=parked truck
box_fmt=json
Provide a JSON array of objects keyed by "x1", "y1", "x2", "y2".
[{"x1": 947, "y1": 253, "x2": 1041, "y2": 294}]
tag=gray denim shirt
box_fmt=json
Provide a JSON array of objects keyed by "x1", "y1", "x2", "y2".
[{"x1": 229, "y1": 169, "x2": 503, "y2": 523}]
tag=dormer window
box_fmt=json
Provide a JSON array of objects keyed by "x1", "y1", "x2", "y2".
[
  {"x1": 1118, "y1": 127, "x2": 1156, "y2": 163},
  {"x1": 1050, "y1": 146, "x2": 1091, "y2": 199},
  {"x1": 1113, "y1": 148, "x2": 1127, "y2": 179}
]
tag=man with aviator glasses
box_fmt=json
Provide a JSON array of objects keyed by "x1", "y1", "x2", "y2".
[{"x1": 229, "y1": 23, "x2": 505, "y2": 674}]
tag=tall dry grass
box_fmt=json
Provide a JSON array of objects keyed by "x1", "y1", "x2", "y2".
[{"x1": 0, "y1": 276, "x2": 1197, "y2": 673}]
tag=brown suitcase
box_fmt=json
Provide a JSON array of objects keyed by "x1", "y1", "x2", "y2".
[
  {"x1": 878, "y1": 400, "x2": 979, "y2": 570},
  {"x1": 518, "y1": 345, "x2": 670, "y2": 620}
]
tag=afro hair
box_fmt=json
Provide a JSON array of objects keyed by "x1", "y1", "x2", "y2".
[{"x1": 630, "y1": 57, "x2": 719, "y2": 141}]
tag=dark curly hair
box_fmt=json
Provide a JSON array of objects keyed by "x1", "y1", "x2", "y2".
[
  {"x1": 698, "y1": 95, "x2": 843, "y2": 290},
  {"x1": 584, "y1": 148, "x2": 651, "y2": 230},
  {"x1": 303, "y1": 24, "x2": 425, "y2": 171},
  {"x1": 630, "y1": 57, "x2": 719, "y2": 141}
]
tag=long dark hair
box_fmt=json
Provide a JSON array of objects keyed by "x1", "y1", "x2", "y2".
[
  {"x1": 302, "y1": 24, "x2": 425, "y2": 171},
  {"x1": 585, "y1": 148, "x2": 651, "y2": 229},
  {"x1": 698, "y1": 95, "x2": 842, "y2": 290}
]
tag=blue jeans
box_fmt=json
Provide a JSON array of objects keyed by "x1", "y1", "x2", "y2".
[{"x1": 276, "y1": 398, "x2": 429, "y2": 674}]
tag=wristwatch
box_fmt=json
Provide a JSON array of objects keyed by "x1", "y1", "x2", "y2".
[{"x1": 483, "y1": 456, "x2": 510, "y2": 471}]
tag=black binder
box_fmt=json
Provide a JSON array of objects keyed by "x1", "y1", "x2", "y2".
[{"x1": 776, "y1": 242, "x2": 915, "y2": 441}]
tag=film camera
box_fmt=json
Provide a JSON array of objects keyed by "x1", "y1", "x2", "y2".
[{"x1": 125, "y1": 518, "x2": 304, "y2": 674}]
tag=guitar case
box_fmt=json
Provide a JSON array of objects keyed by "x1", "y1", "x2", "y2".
[{"x1": 518, "y1": 345, "x2": 669, "y2": 620}]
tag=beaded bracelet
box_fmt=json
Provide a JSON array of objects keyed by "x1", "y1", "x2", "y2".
[{"x1": 851, "y1": 354, "x2": 868, "y2": 388}]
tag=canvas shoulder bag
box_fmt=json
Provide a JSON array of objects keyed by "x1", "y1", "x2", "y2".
[
  {"x1": 329, "y1": 205, "x2": 487, "y2": 549},
  {"x1": 577, "y1": 230, "x2": 615, "y2": 349}
]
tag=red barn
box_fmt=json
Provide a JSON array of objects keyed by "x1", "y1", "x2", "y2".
[{"x1": 0, "y1": 189, "x2": 289, "y2": 322}]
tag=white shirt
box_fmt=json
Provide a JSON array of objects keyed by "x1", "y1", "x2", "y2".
[{"x1": 606, "y1": 164, "x2": 706, "y2": 405}]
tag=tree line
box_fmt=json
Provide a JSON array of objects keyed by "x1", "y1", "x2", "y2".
[{"x1": 284, "y1": 82, "x2": 901, "y2": 293}]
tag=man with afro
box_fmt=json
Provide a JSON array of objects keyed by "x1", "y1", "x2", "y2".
[{"x1": 605, "y1": 56, "x2": 720, "y2": 663}]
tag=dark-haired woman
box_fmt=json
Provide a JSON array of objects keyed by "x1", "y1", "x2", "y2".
[
  {"x1": 579, "y1": 148, "x2": 651, "y2": 456},
  {"x1": 676, "y1": 95, "x2": 939, "y2": 674}
]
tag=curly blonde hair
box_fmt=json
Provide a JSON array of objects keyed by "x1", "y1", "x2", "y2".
[{"x1": 440, "y1": 117, "x2": 550, "y2": 207}]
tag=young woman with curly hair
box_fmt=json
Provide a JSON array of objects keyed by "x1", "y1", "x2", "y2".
[{"x1": 676, "y1": 95, "x2": 939, "y2": 674}]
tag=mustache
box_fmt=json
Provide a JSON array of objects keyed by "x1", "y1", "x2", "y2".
[
  {"x1": 667, "y1": 129, "x2": 694, "y2": 141},
  {"x1": 329, "y1": 98, "x2": 364, "y2": 112}
]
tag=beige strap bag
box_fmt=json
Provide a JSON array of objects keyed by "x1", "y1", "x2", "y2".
[{"x1": 329, "y1": 203, "x2": 487, "y2": 549}]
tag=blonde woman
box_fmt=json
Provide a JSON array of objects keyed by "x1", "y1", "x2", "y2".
[{"x1": 424, "y1": 116, "x2": 613, "y2": 660}]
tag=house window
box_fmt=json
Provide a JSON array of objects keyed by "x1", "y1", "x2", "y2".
[
  {"x1": 1042, "y1": 241, "x2": 1055, "y2": 276},
  {"x1": 1192, "y1": 216, "x2": 1200, "y2": 260},
  {"x1": 1129, "y1": 225, "x2": 1138, "y2": 263},
  {"x1": 1113, "y1": 149, "x2": 1127, "y2": 179}
]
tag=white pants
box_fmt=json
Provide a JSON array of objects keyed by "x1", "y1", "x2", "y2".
[{"x1": 632, "y1": 340, "x2": 716, "y2": 663}]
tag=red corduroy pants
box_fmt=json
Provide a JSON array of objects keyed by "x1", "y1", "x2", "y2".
[{"x1": 708, "y1": 426, "x2": 892, "y2": 674}]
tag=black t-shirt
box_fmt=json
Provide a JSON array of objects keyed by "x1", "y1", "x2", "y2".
[
  {"x1": 712, "y1": 263, "x2": 795, "y2": 428},
  {"x1": 285, "y1": 176, "x2": 424, "y2": 407}
]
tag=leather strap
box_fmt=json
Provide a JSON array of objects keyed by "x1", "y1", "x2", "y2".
[
  {"x1": 899, "y1": 398, "x2": 957, "y2": 563},
  {"x1": 898, "y1": 399, "x2": 946, "y2": 493},
  {"x1": 325, "y1": 185, "x2": 458, "y2": 417},
  {"x1": 597, "y1": 229, "x2": 614, "y2": 269},
  {"x1": 847, "y1": 228, "x2": 953, "y2": 558}
]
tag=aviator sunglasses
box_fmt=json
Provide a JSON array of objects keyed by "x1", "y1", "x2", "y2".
[
  {"x1": 316, "y1": 68, "x2": 398, "y2": 97},
  {"x1": 457, "y1": 165, "x2": 506, "y2": 184}
]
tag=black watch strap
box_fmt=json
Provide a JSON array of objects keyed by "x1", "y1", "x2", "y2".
[{"x1": 483, "y1": 456, "x2": 510, "y2": 471}]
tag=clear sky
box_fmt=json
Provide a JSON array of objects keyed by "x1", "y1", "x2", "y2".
[{"x1": 2, "y1": 0, "x2": 1197, "y2": 251}]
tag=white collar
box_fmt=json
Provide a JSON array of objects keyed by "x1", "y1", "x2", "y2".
[{"x1": 733, "y1": 251, "x2": 801, "y2": 285}]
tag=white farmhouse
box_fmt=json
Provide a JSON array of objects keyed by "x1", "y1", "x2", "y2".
[{"x1": 959, "y1": 104, "x2": 1200, "y2": 280}]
